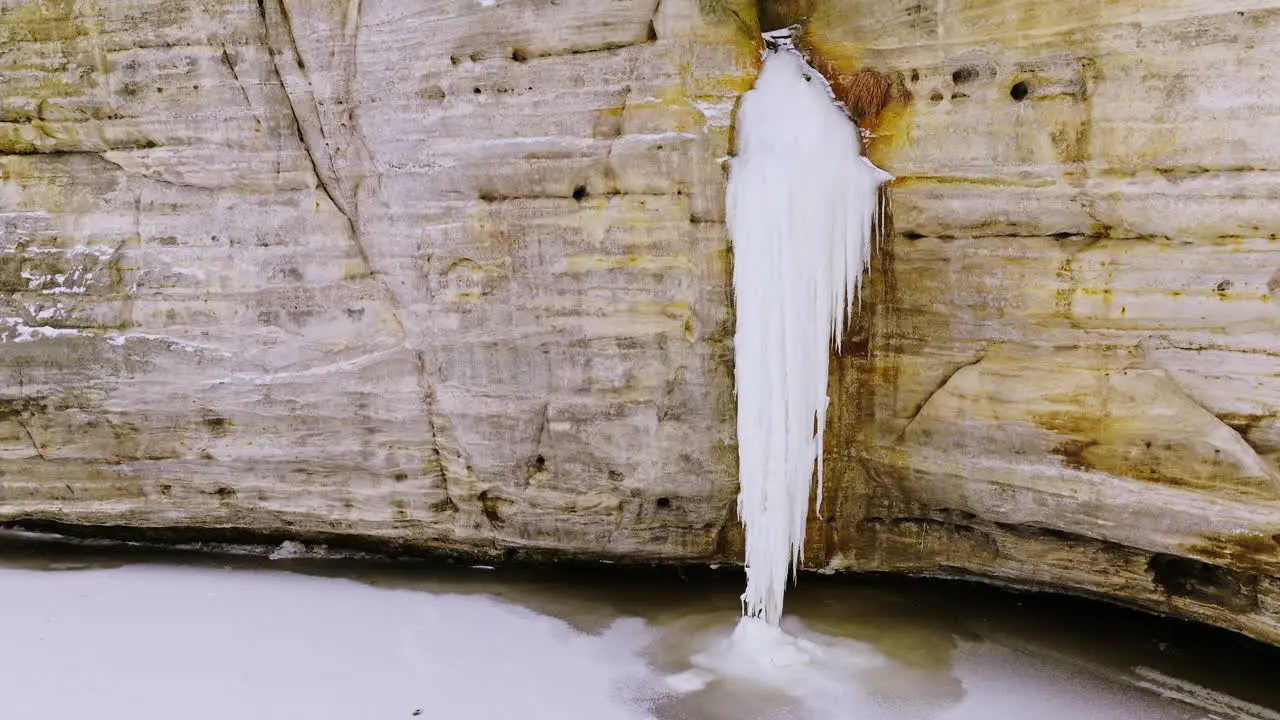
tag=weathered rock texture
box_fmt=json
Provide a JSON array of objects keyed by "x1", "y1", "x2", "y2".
[
  {"x1": 3, "y1": 0, "x2": 1280, "y2": 645},
  {"x1": 0, "y1": 0, "x2": 755, "y2": 558},
  {"x1": 798, "y1": 0, "x2": 1280, "y2": 646}
]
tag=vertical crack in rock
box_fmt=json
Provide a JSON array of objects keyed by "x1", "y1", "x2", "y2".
[
  {"x1": 648, "y1": 0, "x2": 663, "y2": 41},
  {"x1": 416, "y1": 351, "x2": 457, "y2": 514},
  {"x1": 256, "y1": 0, "x2": 373, "y2": 276},
  {"x1": 14, "y1": 417, "x2": 47, "y2": 461},
  {"x1": 257, "y1": 0, "x2": 455, "y2": 514},
  {"x1": 525, "y1": 402, "x2": 552, "y2": 488},
  {"x1": 258, "y1": 0, "x2": 406, "y2": 342},
  {"x1": 219, "y1": 46, "x2": 254, "y2": 111}
]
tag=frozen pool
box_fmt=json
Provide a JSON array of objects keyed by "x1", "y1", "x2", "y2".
[{"x1": 2, "y1": 532, "x2": 1277, "y2": 720}]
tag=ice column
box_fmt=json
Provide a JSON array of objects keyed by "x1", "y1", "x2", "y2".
[{"x1": 727, "y1": 29, "x2": 893, "y2": 625}]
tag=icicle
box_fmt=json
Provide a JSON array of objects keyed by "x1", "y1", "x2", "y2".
[{"x1": 728, "y1": 30, "x2": 893, "y2": 626}]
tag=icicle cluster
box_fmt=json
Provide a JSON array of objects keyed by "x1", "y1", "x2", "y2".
[{"x1": 728, "y1": 31, "x2": 893, "y2": 626}]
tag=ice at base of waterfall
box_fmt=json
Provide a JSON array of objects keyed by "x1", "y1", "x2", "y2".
[
  {"x1": 658, "y1": 616, "x2": 1217, "y2": 720},
  {"x1": 665, "y1": 616, "x2": 883, "y2": 697},
  {"x1": 0, "y1": 560, "x2": 1230, "y2": 720}
]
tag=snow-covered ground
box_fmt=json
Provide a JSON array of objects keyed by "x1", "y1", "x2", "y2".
[
  {"x1": 0, "y1": 563, "x2": 660, "y2": 720},
  {"x1": 2, "y1": 556, "x2": 1274, "y2": 720}
]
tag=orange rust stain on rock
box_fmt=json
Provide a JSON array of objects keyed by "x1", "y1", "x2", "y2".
[
  {"x1": 758, "y1": 0, "x2": 814, "y2": 33},
  {"x1": 808, "y1": 54, "x2": 899, "y2": 128},
  {"x1": 793, "y1": 36, "x2": 913, "y2": 164},
  {"x1": 1187, "y1": 531, "x2": 1280, "y2": 575},
  {"x1": 817, "y1": 62, "x2": 892, "y2": 123}
]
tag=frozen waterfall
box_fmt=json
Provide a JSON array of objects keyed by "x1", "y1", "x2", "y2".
[{"x1": 727, "y1": 29, "x2": 893, "y2": 627}]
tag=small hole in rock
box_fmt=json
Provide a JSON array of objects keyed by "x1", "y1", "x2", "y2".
[
  {"x1": 1216, "y1": 279, "x2": 1233, "y2": 292},
  {"x1": 473, "y1": 87, "x2": 482, "y2": 94},
  {"x1": 1148, "y1": 553, "x2": 1258, "y2": 611},
  {"x1": 534, "y1": 454, "x2": 546, "y2": 468},
  {"x1": 656, "y1": 497, "x2": 671, "y2": 509},
  {"x1": 952, "y1": 66, "x2": 979, "y2": 85},
  {"x1": 393, "y1": 472, "x2": 409, "y2": 482},
  {"x1": 449, "y1": 55, "x2": 461, "y2": 65},
  {"x1": 511, "y1": 48, "x2": 528, "y2": 62},
  {"x1": 470, "y1": 50, "x2": 485, "y2": 62},
  {"x1": 930, "y1": 91, "x2": 944, "y2": 103},
  {"x1": 910, "y1": 69, "x2": 920, "y2": 83},
  {"x1": 1010, "y1": 81, "x2": 1030, "y2": 101},
  {"x1": 572, "y1": 185, "x2": 587, "y2": 201}
]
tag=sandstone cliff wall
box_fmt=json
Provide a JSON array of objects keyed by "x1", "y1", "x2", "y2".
[
  {"x1": 0, "y1": 0, "x2": 753, "y2": 558},
  {"x1": 800, "y1": 0, "x2": 1280, "y2": 645}
]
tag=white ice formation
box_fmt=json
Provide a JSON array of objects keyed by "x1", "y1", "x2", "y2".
[{"x1": 727, "y1": 28, "x2": 893, "y2": 626}]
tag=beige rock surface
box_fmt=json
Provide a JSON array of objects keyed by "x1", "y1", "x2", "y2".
[
  {"x1": 799, "y1": 0, "x2": 1280, "y2": 645},
  {"x1": 3, "y1": 0, "x2": 1280, "y2": 645},
  {"x1": 0, "y1": 0, "x2": 755, "y2": 559}
]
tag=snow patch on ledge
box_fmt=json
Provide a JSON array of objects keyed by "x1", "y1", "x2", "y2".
[{"x1": 0, "y1": 318, "x2": 84, "y2": 343}]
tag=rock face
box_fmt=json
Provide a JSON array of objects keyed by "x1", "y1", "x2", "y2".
[
  {"x1": 799, "y1": 0, "x2": 1280, "y2": 645},
  {"x1": 0, "y1": 0, "x2": 754, "y2": 558},
  {"x1": 3, "y1": 0, "x2": 1280, "y2": 645}
]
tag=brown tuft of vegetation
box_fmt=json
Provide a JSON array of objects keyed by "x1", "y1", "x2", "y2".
[
  {"x1": 836, "y1": 68, "x2": 893, "y2": 123},
  {"x1": 799, "y1": 38, "x2": 910, "y2": 133}
]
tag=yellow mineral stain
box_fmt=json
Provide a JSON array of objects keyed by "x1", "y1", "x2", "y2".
[
  {"x1": 621, "y1": 97, "x2": 706, "y2": 135},
  {"x1": 864, "y1": 99, "x2": 913, "y2": 168},
  {"x1": 341, "y1": 258, "x2": 369, "y2": 279},
  {"x1": 1188, "y1": 531, "x2": 1280, "y2": 574},
  {"x1": 562, "y1": 254, "x2": 692, "y2": 273},
  {"x1": 892, "y1": 175, "x2": 1058, "y2": 189},
  {"x1": 662, "y1": 301, "x2": 693, "y2": 319}
]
